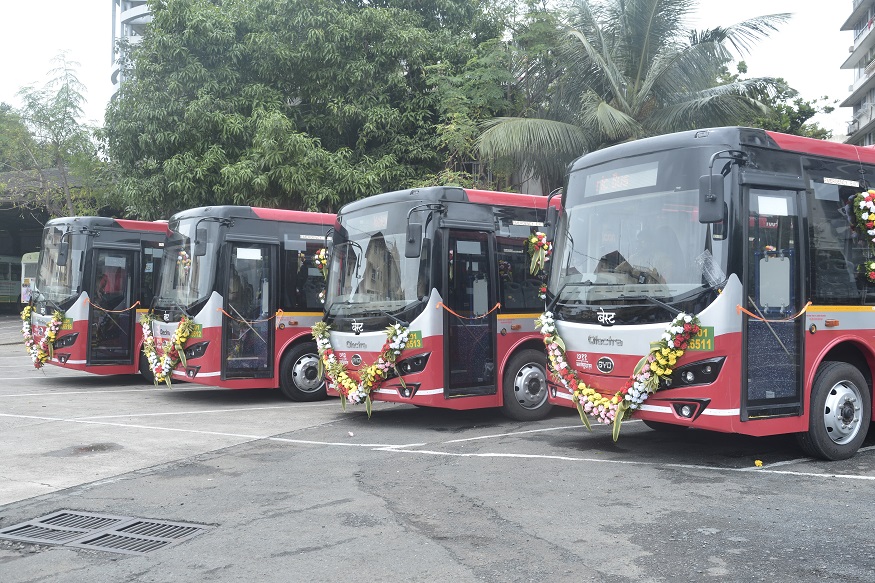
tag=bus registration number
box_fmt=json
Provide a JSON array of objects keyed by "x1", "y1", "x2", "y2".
[
  {"x1": 405, "y1": 331, "x2": 423, "y2": 349},
  {"x1": 686, "y1": 327, "x2": 714, "y2": 352}
]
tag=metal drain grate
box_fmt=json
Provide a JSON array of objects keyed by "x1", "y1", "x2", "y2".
[{"x1": 0, "y1": 511, "x2": 211, "y2": 555}]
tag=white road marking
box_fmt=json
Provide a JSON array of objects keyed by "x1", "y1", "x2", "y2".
[
  {"x1": 442, "y1": 424, "x2": 594, "y2": 443},
  {"x1": 1, "y1": 410, "x2": 872, "y2": 481}
]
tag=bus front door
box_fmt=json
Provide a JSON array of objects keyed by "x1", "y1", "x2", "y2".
[
  {"x1": 89, "y1": 249, "x2": 136, "y2": 364},
  {"x1": 742, "y1": 188, "x2": 804, "y2": 419},
  {"x1": 224, "y1": 242, "x2": 275, "y2": 379},
  {"x1": 444, "y1": 231, "x2": 497, "y2": 397}
]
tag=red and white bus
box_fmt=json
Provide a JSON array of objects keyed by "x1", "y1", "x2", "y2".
[
  {"x1": 319, "y1": 186, "x2": 561, "y2": 420},
  {"x1": 25, "y1": 216, "x2": 168, "y2": 375},
  {"x1": 545, "y1": 126, "x2": 875, "y2": 459},
  {"x1": 150, "y1": 205, "x2": 334, "y2": 400}
]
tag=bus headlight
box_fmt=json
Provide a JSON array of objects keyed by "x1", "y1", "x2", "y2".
[
  {"x1": 53, "y1": 332, "x2": 79, "y2": 349},
  {"x1": 387, "y1": 353, "x2": 430, "y2": 378},
  {"x1": 183, "y1": 341, "x2": 209, "y2": 360},
  {"x1": 665, "y1": 357, "x2": 725, "y2": 389}
]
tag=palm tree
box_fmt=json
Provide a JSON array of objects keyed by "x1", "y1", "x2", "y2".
[{"x1": 479, "y1": 0, "x2": 789, "y2": 192}]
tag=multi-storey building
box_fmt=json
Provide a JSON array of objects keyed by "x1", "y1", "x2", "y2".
[
  {"x1": 843, "y1": 1, "x2": 875, "y2": 144},
  {"x1": 111, "y1": 0, "x2": 151, "y2": 90}
]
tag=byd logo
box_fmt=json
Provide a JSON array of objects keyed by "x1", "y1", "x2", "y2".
[{"x1": 596, "y1": 357, "x2": 614, "y2": 374}]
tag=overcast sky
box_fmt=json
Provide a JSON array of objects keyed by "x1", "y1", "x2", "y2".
[{"x1": 0, "y1": 1, "x2": 853, "y2": 137}]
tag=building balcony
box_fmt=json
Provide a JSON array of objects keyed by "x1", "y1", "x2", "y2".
[
  {"x1": 847, "y1": 102, "x2": 875, "y2": 142},
  {"x1": 842, "y1": 0, "x2": 875, "y2": 32}
]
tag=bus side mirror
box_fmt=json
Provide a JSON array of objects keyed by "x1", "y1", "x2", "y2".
[
  {"x1": 545, "y1": 205, "x2": 559, "y2": 239},
  {"x1": 194, "y1": 227, "x2": 208, "y2": 256},
  {"x1": 405, "y1": 223, "x2": 423, "y2": 258},
  {"x1": 57, "y1": 241, "x2": 69, "y2": 266},
  {"x1": 699, "y1": 174, "x2": 725, "y2": 223}
]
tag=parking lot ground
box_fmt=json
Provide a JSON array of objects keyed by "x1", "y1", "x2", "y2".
[{"x1": 1, "y1": 313, "x2": 874, "y2": 582}]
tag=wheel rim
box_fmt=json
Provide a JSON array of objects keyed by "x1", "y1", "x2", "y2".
[
  {"x1": 821, "y1": 380, "x2": 864, "y2": 445},
  {"x1": 291, "y1": 353, "x2": 324, "y2": 394},
  {"x1": 513, "y1": 362, "x2": 547, "y2": 410}
]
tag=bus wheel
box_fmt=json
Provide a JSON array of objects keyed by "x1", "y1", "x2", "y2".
[
  {"x1": 139, "y1": 352, "x2": 155, "y2": 385},
  {"x1": 797, "y1": 362, "x2": 871, "y2": 461},
  {"x1": 501, "y1": 349, "x2": 552, "y2": 421},
  {"x1": 279, "y1": 342, "x2": 326, "y2": 402}
]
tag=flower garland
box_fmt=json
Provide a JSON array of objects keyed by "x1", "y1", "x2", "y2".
[
  {"x1": 20, "y1": 306, "x2": 64, "y2": 368},
  {"x1": 314, "y1": 248, "x2": 328, "y2": 279},
  {"x1": 536, "y1": 311, "x2": 701, "y2": 440},
  {"x1": 853, "y1": 190, "x2": 875, "y2": 244},
  {"x1": 526, "y1": 231, "x2": 552, "y2": 275},
  {"x1": 140, "y1": 312, "x2": 196, "y2": 386},
  {"x1": 312, "y1": 321, "x2": 410, "y2": 416},
  {"x1": 177, "y1": 250, "x2": 192, "y2": 277},
  {"x1": 852, "y1": 190, "x2": 875, "y2": 282},
  {"x1": 861, "y1": 260, "x2": 875, "y2": 284}
]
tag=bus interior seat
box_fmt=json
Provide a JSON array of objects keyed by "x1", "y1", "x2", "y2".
[
  {"x1": 522, "y1": 279, "x2": 541, "y2": 305},
  {"x1": 503, "y1": 282, "x2": 524, "y2": 308},
  {"x1": 815, "y1": 252, "x2": 857, "y2": 299},
  {"x1": 303, "y1": 279, "x2": 323, "y2": 308}
]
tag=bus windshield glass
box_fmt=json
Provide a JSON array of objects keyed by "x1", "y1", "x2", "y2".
[
  {"x1": 552, "y1": 146, "x2": 729, "y2": 306},
  {"x1": 35, "y1": 226, "x2": 87, "y2": 304},
  {"x1": 326, "y1": 203, "x2": 428, "y2": 318},
  {"x1": 155, "y1": 218, "x2": 221, "y2": 309}
]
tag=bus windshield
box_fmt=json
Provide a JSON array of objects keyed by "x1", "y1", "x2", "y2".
[
  {"x1": 326, "y1": 203, "x2": 429, "y2": 318},
  {"x1": 552, "y1": 147, "x2": 728, "y2": 308},
  {"x1": 155, "y1": 218, "x2": 222, "y2": 309},
  {"x1": 35, "y1": 226, "x2": 87, "y2": 305}
]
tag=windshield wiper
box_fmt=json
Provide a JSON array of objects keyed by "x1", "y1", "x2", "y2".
[
  {"x1": 156, "y1": 296, "x2": 192, "y2": 318},
  {"x1": 617, "y1": 293, "x2": 681, "y2": 315},
  {"x1": 31, "y1": 287, "x2": 63, "y2": 313}
]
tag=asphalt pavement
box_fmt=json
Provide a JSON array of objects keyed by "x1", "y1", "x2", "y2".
[{"x1": 0, "y1": 314, "x2": 874, "y2": 582}]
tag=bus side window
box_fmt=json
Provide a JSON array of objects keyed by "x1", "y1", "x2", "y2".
[{"x1": 809, "y1": 183, "x2": 866, "y2": 305}]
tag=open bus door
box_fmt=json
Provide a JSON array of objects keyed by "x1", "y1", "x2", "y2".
[
  {"x1": 88, "y1": 249, "x2": 136, "y2": 364},
  {"x1": 444, "y1": 230, "x2": 497, "y2": 397},
  {"x1": 742, "y1": 187, "x2": 804, "y2": 420},
  {"x1": 223, "y1": 242, "x2": 276, "y2": 379}
]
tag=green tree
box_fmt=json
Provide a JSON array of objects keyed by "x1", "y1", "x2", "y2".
[
  {"x1": 717, "y1": 62, "x2": 834, "y2": 139},
  {"x1": 103, "y1": 0, "x2": 514, "y2": 218},
  {"x1": 0, "y1": 104, "x2": 38, "y2": 173},
  {"x1": 478, "y1": 0, "x2": 789, "y2": 192},
  {"x1": 15, "y1": 52, "x2": 104, "y2": 216}
]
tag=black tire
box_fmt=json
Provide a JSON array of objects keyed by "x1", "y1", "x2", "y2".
[
  {"x1": 139, "y1": 351, "x2": 156, "y2": 384},
  {"x1": 642, "y1": 419, "x2": 688, "y2": 433},
  {"x1": 500, "y1": 348, "x2": 552, "y2": 421},
  {"x1": 279, "y1": 342, "x2": 326, "y2": 401},
  {"x1": 796, "y1": 361, "x2": 871, "y2": 461}
]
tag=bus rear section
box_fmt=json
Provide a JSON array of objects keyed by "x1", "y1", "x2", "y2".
[
  {"x1": 321, "y1": 186, "x2": 561, "y2": 421},
  {"x1": 547, "y1": 126, "x2": 875, "y2": 460},
  {"x1": 25, "y1": 217, "x2": 168, "y2": 375},
  {"x1": 149, "y1": 206, "x2": 334, "y2": 400}
]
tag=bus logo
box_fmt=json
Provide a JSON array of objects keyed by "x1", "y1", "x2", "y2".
[
  {"x1": 596, "y1": 309, "x2": 615, "y2": 326},
  {"x1": 351, "y1": 354, "x2": 362, "y2": 366},
  {"x1": 351, "y1": 320, "x2": 363, "y2": 334},
  {"x1": 597, "y1": 357, "x2": 614, "y2": 374}
]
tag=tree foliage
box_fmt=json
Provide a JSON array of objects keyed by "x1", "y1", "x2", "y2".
[
  {"x1": 103, "y1": 0, "x2": 515, "y2": 218},
  {"x1": 478, "y1": 0, "x2": 790, "y2": 192},
  {"x1": 722, "y1": 63, "x2": 835, "y2": 139},
  {"x1": 3, "y1": 53, "x2": 108, "y2": 217}
]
